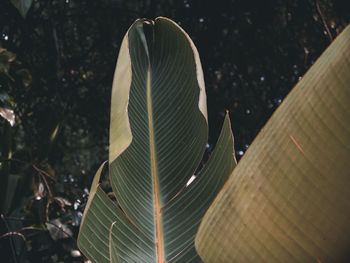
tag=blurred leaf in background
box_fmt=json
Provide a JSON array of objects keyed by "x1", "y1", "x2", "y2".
[{"x1": 10, "y1": 0, "x2": 33, "y2": 18}]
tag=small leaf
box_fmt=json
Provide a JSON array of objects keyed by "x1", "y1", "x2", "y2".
[
  {"x1": 0, "y1": 107, "x2": 15, "y2": 126},
  {"x1": 10, "y1": 0, "x2": 33, "y2": 18},
  {"x1": 46, "y1": 218, "x2": 73, "y2": 241}
]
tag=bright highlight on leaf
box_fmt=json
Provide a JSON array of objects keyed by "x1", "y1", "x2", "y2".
[
  {"x1": 77, "y1": 17, "x2": 236, "y2": 263},
  {"x1": 0, "y1": 107, "x2": 15, "y2": 126}
]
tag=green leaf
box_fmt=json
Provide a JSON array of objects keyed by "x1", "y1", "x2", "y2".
[
  {"x1": 78, "y1": 17, "x2": 236, "y2": 262},
  {"x1": 10, "y1": 0, "x2": 33, "y2": 18},
  {"x1": 195, "y1": 25, "x2": 350, "y2": 263}
]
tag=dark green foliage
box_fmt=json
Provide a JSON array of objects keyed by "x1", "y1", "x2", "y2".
[{"x1": 0, "y1": 0, "x2": 349, "y2": 262}]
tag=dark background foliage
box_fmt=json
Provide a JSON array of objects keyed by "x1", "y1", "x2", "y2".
[{"x1": 0, "y1": 0, "x2": 349, "y2": 262}]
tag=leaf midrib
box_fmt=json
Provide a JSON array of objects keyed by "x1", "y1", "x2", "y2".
[{"x1": 147, "y1": 66, "x2": 164, "y2": 263}]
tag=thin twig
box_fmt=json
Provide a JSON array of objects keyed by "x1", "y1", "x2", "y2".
[
  {"x1": 0, "y1": 231, "x2": 26, "y2": 241},
  {"x1": 1, "y1": 214, "x2": 18, "y2": 263},
  {"x1": 45, "y1": 198, "x2": 51, "y2": 222},
  {"x1": 32, "y1": 164, "x2": 56, "y2": 182},
  {"x1": 315, "y1": 0, "x2": 333, "y2": 42},
  {"x1": 0, "y1": 158, "x2": 56, "y2": 182},
  {"x1": 33, "y1": 166, "x2": 54, "y2": 222},
  {"x1": 3, "y1": 216, "x2": 76, "y2": 242},
  {"x1": 21, "y1": 226, "x2": 44, "y2": 232},
  {"x1": 45, "y1": 222, "x2": 77, "y2": 242}
]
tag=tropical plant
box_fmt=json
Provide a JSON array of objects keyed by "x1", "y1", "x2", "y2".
[
  {"x1": 195, "y1": 25, "x2": 350, "y2": 263},
  {"x1": 77, "y1": 17, "x2": 237, "y2": 262},
  {"x1": 78, "y1": 16, "x2": 350, "y2": 263}
]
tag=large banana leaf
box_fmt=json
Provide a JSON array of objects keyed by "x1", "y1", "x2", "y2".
[
  {"x1": 77, "y1": 17, "x2": 237, "y2": 263},
  {"x1": 195, "y1": 25, "x2": 350, "y2": 263}
]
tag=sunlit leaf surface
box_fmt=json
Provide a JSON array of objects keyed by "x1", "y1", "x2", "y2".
[{"x1": 195, "y1": 25, "x2": 350, "y2": 263}]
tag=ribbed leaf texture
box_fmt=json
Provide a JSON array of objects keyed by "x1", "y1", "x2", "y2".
[
  {"x1": 77, "y1": 17, "x2": 237, "y2": 263},
  {"x1": 195, "y1": 25, "x2": 350, "y2": 263}
]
